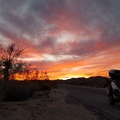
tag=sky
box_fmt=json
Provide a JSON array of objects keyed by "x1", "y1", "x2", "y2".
[{"x1": 0, "y1": 0, "x2": 120, "y2": 80}]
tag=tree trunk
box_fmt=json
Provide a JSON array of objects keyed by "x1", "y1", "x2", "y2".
[
  {"x1": 3, "y1": 68, "x2": 9, "y2": 82},
  {"x1": 3, "y1": 61, "x2": 11, "y2": 82}
]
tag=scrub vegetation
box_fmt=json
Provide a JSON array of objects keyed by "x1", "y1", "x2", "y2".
[{"x1": 0, "y1": 43, "x2": 52, "y2": 101}]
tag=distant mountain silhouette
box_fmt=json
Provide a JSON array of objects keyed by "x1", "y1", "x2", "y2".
[{"x1": 56, "y1": 76, "x2": 110, "y2": 88}]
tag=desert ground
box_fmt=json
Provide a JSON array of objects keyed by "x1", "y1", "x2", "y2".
[{"x1": 0, "y1": 87, "x2": 101, "y2": 120}]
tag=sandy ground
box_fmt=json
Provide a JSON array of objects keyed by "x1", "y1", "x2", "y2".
[{"x1": 0, "y1": 88, "x2": 101, "y2": 120}]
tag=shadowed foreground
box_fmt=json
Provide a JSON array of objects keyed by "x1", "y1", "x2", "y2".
[{"x1": 0, "y1": 87, "x2": 101, "y2": 120}]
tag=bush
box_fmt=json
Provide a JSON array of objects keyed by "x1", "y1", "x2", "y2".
[
  {"x1": 3, "y1": 81, "x2": 34, "y2": 101},
  {"x1": 0, "y1": 80, "x2": 53, "y2": 101},
  {"x1": 4, "y1": 87, "x2": 27, "y2": 101},
  {"x1": 0, "y1": 80, "x2": 6, "y2": 100},
  {"x1": 41, "y1": 83, "x2": 51, "y2": 91}
]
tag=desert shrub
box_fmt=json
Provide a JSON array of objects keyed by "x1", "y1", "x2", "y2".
[
  {"x1": 40, "y1": 81, "x2": 51, "y2": 91},
  {"x1": 0, "y1": 80, "x2": 6, "y2": 100},
  {"x1": 4, "y1": 86, "x2": 27, "y2": 101},
  {"x1": 4, "y1": 85, "x2": 26, "y2": 101},
  {"x1": 50, "y1": 81, "x2": 58, "y2": 88},
  {"x1": 28, "y1": 80, "x2": 52, "y2": 91},
  {"x1": 0, "y1": 80, "x2": 54, "y2": 101},
  {"x1": 3, "y1": 81, "x2": 35, "y2": 101},
  {"x1": 41, "y1": 84, "x2": 51, "y2": 91}
]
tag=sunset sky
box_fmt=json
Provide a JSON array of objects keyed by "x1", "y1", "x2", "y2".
[{"x1": 0, "y1": 0, "x2": 120, "y2": 80}]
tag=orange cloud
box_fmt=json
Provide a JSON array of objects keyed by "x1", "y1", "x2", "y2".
[{"x1": 1, "y1": 0, "x2": 120, "y2": 80}]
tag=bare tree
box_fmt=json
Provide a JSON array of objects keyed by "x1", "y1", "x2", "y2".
[
  {"x1": 39, "y1": 70, "x2": 49, "y2": 80},
  {"x1": 24, "y1": 68, "x2": 39, "y2": 80},
  {"x1": 0, "y1": 43, "x2": 23, "y2": 81},
  {"x1": 9, "y1": 61, "x2": 29, "y2": 80}
]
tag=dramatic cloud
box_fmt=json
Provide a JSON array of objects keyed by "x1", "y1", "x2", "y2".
[{"x1": 0, "y1": 0, "x2": 120, "y2": 79}]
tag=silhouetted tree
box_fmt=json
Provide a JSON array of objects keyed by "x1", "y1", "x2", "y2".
[
  {"x1": 9, "y1": 61, "x2": 29, "y2": 80},
  {"x1": 0, "y1": 43, "x2": 23, "y2": 81},
  {"x1": 39, "y1": 70, "x2": 49, "y2": 80},
  {"x1": 25, "y1": 68, "x2": 39, "y2": 80}
]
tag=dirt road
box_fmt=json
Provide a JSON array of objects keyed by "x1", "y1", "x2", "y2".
[{"x1": 61, "y1": 84, "x2": 120, "y2": 120}]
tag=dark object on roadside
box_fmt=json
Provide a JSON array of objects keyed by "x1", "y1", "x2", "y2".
[{"x1": 107, "y1": 69, "x2": 120, "y2": 105}]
